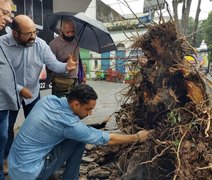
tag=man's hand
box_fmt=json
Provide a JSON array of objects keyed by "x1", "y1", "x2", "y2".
[
  {"x1": 137, "y1": 129, "x2": 154, "y2": 142},
  {"x1": 19, "y1": 87, "x2": 33, "y2": 99},
  {"x1": 108, "y1": 129, "x2": 154, "y2": 145},
  {"x1": 66, "y1": 54, "x2": 78, "y2": 72}
]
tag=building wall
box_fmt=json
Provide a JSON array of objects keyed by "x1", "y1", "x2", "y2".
[
  {"x1": 109, "y1": 29, "x2": 146, "y2": 50},
  {"x1": 80, "y1": 49, "x2": 90, "y2": 75},
  {"x1": 85, "y1": 0, "x2": 96, "y2": 19},
  {"x1": 53, "y1": 0, "x2": 92, "y2": 13}
]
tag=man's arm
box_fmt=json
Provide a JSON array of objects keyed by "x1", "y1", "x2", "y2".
[
  {"x1": 42, "y1": 40, "x2": 76, "y2": 73},
  {"x1": 107, "y1": 130, "x2": 151, "y2": 145}
]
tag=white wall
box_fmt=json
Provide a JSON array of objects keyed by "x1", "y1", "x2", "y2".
[
  {"x1": 110, "y1": 29, "x2": 147, "y2": 50},
  {"x1": 53, "y1": 0, "x2": 92, "y2": 13},
  {"x1": 85, "y1": 0, "x2": 96, "y2": 19}
]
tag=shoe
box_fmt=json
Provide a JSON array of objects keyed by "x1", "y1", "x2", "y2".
[{"x1": 3, "y1": 160, "x2": 8, "y2": 175}]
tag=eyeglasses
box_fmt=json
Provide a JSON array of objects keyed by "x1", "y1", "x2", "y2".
[
  {"x1": 19, "y1": 30, "x2": 39, "y2": 37},
  {"x1": 0, "y1": 7, "x2": 14, "y2": 19}
]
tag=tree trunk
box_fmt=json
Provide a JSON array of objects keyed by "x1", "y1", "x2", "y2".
[
  {"x1": 172, "y1": 0, "x2": 180, "y2": 32},
  {"x1": 192, "y1": 0, "x2": 201, "y2": 46},
  {"x1": 181, "y1": 0, "x2": 192, "y2": 35}
]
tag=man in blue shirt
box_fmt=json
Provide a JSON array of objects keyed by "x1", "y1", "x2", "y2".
[
  {"x1": 8, "y1": 84, "x2": 151, "y2": 180},
  {"x1": 0, "y1": 14, "x2": 77, "y2": 167},
  {"x1": 0, "y1": 0, "x2": 20, "y2": 179}
]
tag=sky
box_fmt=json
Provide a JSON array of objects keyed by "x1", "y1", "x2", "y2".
[{"x1": 101, "y1": 0, "x2": 212, "y2": 20}]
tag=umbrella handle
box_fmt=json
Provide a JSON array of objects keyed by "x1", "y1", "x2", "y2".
[{"x1": 74, "y1": 23, "x2": 87, "y2": 54}]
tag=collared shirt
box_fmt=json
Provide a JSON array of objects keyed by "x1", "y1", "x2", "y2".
[
  {"x1": 8, "y1": 95, "x2": 110, "y2": 180},
  {"x1": 0, "y1": 33, "x2": 67, "y2": 105},
  {"x1": 0, "y1": 41, "x2": 19, "y2": 110}
]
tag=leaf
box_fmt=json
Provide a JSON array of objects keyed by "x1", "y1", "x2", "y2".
[
  {"x1": 174, "y1": 139, "x2": 180, "y2": 148},
  {"x1": 168, "y1": 111, "x2": 177, "y2": 126}
]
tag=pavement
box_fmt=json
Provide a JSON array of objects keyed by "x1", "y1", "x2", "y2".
[
  {"x1": 13, "y1": 74, "x2": 211, "y2": 130},
  {"x1": 14, "y1": 80, "x2": 127, "y2": 132}
]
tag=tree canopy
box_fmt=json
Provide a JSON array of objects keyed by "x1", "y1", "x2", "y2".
[{"x1": 204, "y1": 11, "x2": 212, "y2": 67}]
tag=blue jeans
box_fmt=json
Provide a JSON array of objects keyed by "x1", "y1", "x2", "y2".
[
  {"x1": 4, "y1": 94, "x2": 40, "y2": 159},
  {"x1": 37, "y1": 139, "x2": 85, "y2": 180},
  {"x1": 0, "y1": 110, "x2": 9, "y2": 180}
]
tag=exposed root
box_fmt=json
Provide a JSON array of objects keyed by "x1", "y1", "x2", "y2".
[{"x1": 140, "y1": 145, "x2": 172, "y2": 166}]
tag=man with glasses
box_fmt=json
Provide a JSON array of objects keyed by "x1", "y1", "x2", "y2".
[
  {"x1": 0, "y1": 14, "x2": 77, "y2": 169},
  {"x1": 0, "y1": 0, "x2": 19, "y2": 179},
  {"x1": 0, "y1": 2, "x2": 13, "y2": 27}
]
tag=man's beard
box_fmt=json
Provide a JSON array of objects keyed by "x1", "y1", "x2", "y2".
[
  {"x1": 62, "y1": 33, "x2": 75, "y2": 42},
  {"x1": 19, "y1": 38, "x2": 35, "y2": 47}
]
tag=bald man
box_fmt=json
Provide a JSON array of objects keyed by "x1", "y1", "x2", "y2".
[
  {"x1": 49, "y1": 18, "x2": 86, "y2": 98},
  {"x1": 0, "y1": 14, "x2": 77, "y2": 164},
  {"x1": 0, "y1": 0, "x2": 19, "y2": 178}
]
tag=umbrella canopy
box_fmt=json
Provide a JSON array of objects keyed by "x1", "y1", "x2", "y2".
[{"x1": 46, "y1": 12, "x2": 117, "y2": 53}]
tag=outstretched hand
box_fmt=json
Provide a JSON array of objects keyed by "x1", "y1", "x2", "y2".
[
  {"x1": 137, "y1": 129, "x2": 154, "y2": 142},
  {"x1": 66, "y1": 54, "x2": 78, "y2": 72}
]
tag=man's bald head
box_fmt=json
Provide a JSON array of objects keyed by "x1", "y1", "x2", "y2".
[
  {"x1": 12, "y1": 14, "x2": 35, "y2": 32},
  {"x1": 11, "y1": 14, "x2": 37, "y2": 47},
  {"x1": 58, "y1": 18, "x2": 75, "y2": 42}
]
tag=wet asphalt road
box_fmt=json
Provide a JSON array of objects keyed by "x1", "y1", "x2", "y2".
[
  {"x1": 14, "y1": 74, "x2": 211, "y2": 130},
  {"x1": 14, "y1": 80, "x2": 127, "y2": 130}
]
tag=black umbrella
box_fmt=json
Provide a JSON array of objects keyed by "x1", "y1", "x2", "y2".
[{"x1": 46, "y1": 12, "x2": 117, "y2": 53}]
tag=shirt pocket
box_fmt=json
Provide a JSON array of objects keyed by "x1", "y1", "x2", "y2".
[{"x1": 26, "y1": 54, "x2": 43, "y2": 82}]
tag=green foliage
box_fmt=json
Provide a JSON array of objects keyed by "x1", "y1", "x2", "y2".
[
  {"x1": 168, "y1": 111, "x2": 182, "y2": 126},
  {"x1": 204, "y1": 11, "x2": 212, "y2": 45},
  {"x1": 168, "y1": 111, "x2": 177, "y2": 126},
  {"x1": 185, "y1": 17, "x2": 204, "y2": 47},
  {"x1": 204, "y1": 11, "x2": 212, "y2": 65},
  {"x1": 187, "y1": 17, "x2": 194, "y2": 33},
  {"x1": 174, "y1": 139, "x2": 180, "y2": 148},
  {"x1": 208, "y1": 45, "x2": 212, "y2": 66},
  {"x1": 195, "y1": 20, "x2": 207, "y2": 47}
]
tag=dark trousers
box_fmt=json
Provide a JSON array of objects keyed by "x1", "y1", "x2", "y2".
[
  {"x1": 4, "y1": 94, "x2": 40, "y2": 159},
  {"x1": 52, "y1": 78, "x2": 78, "y2": 98}
]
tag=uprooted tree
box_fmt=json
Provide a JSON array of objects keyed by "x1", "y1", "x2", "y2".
[
  {"x1": 112, "y1": 19, "x2": 212, "y2": 179},
  {"x1": 80, "y1": 6, "x2": 212, "y2": 180}
]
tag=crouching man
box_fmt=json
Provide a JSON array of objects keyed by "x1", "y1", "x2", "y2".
[{"x1": 8, "y1": 84, "x2": 152, "y2": 180}]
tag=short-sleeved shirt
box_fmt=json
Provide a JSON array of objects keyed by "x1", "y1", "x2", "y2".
[{"x1": 8, "y1": 95, "x2": 110, "y2": 180}]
